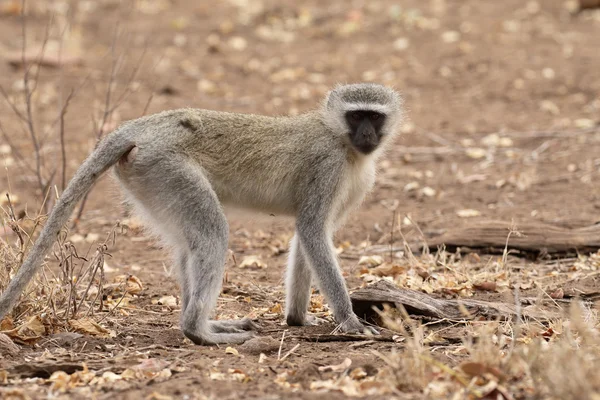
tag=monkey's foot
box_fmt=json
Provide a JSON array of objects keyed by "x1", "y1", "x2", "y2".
[
  {"x1": 183, "y1": 328, "x2": 255, "y2": 345},
  {"x1": 211, "y1": 318, "x2": 259, "y2": 333},
  {"x1": 286, "y1": 313, "x2": 327, "y2": 327},
  {"x1": 338, "y1": 317, "x2": 379, "y2": 335}
]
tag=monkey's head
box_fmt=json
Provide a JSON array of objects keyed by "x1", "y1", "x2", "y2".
[{"x1": 322, "y1": 83, "x2": 403, "y2": 155}]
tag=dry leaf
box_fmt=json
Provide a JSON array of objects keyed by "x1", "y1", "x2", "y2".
[
  {"x1": 441, "y1": 30, "x2": 460, "y2": 43},
  {"x1": 456, "y1": 209, "x2": 481, "y2": 218},
  {"x1": 422, "y1": 187, "x2": 436, "y2": 197},
  {"x1": 228, "y1": 368, "x2": 251, "y2": 383},
  {"x1": 0, "y1": 317, "x2": 15, "y2": 331},
  {"x1": 85, "y1": 233, "x2": 101, "y2": 243},
  {"x1": 318, "y1": 358, "x2": 352, "y2": 373},
  {"x1": 155, "y1": 295, "x2": 178, "y2": 307},
  {"x1": 358, "y1": 255, "x2": 384, "y2": 267},
  {"x1": 574, "y1": 118, "x2": 595, "y2": 129},
  {"x1": 69, "y1": 318, "x2": 116, "y2": 338},
  {"x1": 465, "y1": 148, "x2": 486, "y2": 159},
  {"x1": 105, "y1": 275, "x2": 144, "y2": 295},
  {"x1": 239, "y1": 255, "x2": 267, "y2": 269},
  {"x1": 473, "y1": 282, "x2": 497, "y2": 292},
  {"x1": 225, "y1": 347, "x2": 240, "y2": 356},
  {"x1": 0, "y1": 370, "x2": 7, "y2": 385},
  {"x1": 209, "y1": 371, "x2": 227, "y2": 381},
  {"x1": 3, "y1": 316, "x2": 45, "y2": 344},
  {"x1": 269, "y1": 303, "x2": 283, "y2": 314},
  {"x1": 404, "y1": 181, "x2": 420, "y2": 192},
  {"x1": 370, "y1": 263, "x2": 406, "y2": 277},
  {"x1": 458, "y1": 361, "x2": 505, "y2": 381},
  {"x1": 69, "y1": 233, "x2": 85, "y2": 243}
]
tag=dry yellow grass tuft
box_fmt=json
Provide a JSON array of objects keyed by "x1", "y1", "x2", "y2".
[
  {"x1": 372, "y1": 292, "x2": 600, "y2": 399},
  {"x1": 0, "y1": 202, "x2": 134, "y2": 346}
]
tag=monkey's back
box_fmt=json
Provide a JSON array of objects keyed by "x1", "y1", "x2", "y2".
[{"x1": 119, "y1": 108, "x2": 347, "y2": 215}]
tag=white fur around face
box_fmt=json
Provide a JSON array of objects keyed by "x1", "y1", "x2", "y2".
[{"x1": 321, "y1": 84, "x2": 404, "y2": 147}]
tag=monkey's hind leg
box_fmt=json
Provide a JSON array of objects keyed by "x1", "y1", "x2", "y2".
[
  {"x1": 285, "y1": 235, "x2": 314, "y2": 326},
  {"x1": 119, "y1": 157, "x2": 256, "y2": 345}
]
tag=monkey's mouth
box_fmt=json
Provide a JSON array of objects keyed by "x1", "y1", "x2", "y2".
[{"x1": 352, "y1": 141, "x2": 378, "y2": 154}]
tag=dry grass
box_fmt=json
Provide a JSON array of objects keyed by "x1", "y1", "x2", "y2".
[
  {"x1": 0, "y1": 201, "x2": 132, "y2": 343},
  {"x1": 372, "y1": 299, "x2": 600, "y2": 399}
]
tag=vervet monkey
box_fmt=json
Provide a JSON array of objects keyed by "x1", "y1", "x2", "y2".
[{"x1": 0, "y1": 83, "x2": 403, "y2": 345}]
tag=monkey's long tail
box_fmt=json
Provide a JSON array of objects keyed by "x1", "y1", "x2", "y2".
[{"x1": 0, "y1": 131, "x2": 136, "y2": 320}]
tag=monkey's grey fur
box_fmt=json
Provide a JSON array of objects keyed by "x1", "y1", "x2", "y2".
[{"x1": 0, "y1": 83, "x2": 403, "y2": 345}]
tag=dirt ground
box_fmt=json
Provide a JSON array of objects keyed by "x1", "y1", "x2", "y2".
[{"x1": 1, "y1": 0, "x2": 600, "y2": 399}]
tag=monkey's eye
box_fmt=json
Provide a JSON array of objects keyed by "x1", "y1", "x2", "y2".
[
  {"x1": 370, "y1": 113, "x2": 381, "y2": 121},
  {"x1": 350, "y1": 111, "x2": 362, "y2": 121}
]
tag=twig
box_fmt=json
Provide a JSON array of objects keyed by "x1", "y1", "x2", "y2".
[
  {"x1": 59, "y1": 89, "x2": 75, "y2": 190},
  {"x1": 71, "y1": 25, "x2": 140, "y2": 228},
  {"x1": 98, "y1": 278, "x2": 130, "y2": 323},
  {"x1": 349, "y1": 340, "x2": 377, "y2": 349},
  {"x1": 277, "y1": 330, "x2": 287, "y2": 360},
  {"x1": 278, "y1": 343, "x2": 300, "y2": 362},
  {"x1": 293, "y1": 334, "x2": 395, "y2": 343},
  {"x1": 21, "y1": 1, "x2": 54, "y2": 199},
  {"x1": 389, "y1": 208, "x2": 397, "y2": 264}
]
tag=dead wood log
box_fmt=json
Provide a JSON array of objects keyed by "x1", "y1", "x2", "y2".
[
  {"x1": 350, "y1": 280, "x2": 556, "y2": 322},
  {"x1": 426, "y1": 220, "x2": 600, "y2": 255}
]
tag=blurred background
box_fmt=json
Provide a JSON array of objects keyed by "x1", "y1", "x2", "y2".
[{"x1": 1, "y1": 0, "x2": 599, "y2": 235}]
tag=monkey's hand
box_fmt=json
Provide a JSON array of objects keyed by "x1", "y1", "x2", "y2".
[{"x1": 339, "y1": 315, "x2": 379, "y2": 335}]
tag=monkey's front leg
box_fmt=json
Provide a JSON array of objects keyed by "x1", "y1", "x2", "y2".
[{"x1": 296, "y1": 219, "x2": 378, "y2": 335}]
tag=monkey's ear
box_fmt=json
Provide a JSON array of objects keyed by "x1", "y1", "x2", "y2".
[
  {"x1": 325, "y1": 94, "x2": 334, "y2": 110},
  {"x1": 324, "y1": 90, "x2": 340, "y2": 111}
]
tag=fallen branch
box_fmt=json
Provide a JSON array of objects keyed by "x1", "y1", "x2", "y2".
[
  {"x1": 291, "y1": 333, "x2": 396, "y2": 343},
  {"x1": 426, "y1": 220, "x2": 600, "y2": 255},
  {"x1": 350, "y1": 280, "x2": 557, "y2": 321}
]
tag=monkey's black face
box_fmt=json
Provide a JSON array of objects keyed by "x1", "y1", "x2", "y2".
[{"x1": 345, "y1": 110, "x2": 386, "y2": 154}]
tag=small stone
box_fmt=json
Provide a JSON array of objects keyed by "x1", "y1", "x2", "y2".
[
  {"x1": 404, "y1": 181, "x2": 420, "y2": 192},
  {"x1": 465, "y1": 148, "x2": 486, "y2": 159},
  {"x1": 228, "y1": 36, "x2": 247, "y2": 51},
  {"x1": 441, "y1": 30, "x2": 460, "y2": 43},
  {"x1": 540, "y1": 100, "x2": 560, "y2": 115},
  {"x1": 542, "y1": 68, "x2": 555, "y2": 80},
  {"x1": 456, "y1": 209, "x2": 481, "y2": 218},
  {"x1": 502, "y1": 20, "x2": 520, "y2": 33},
  {"x1": 197, "y1": 79, "x2": 217, "y2": 94},
  {"x1": 173, "y1": 34, "x2": 187, "y2": 47},
  {"x1": 393, "y1": 37, "x2": 409, "y2": 50},
  {"x1": 422, "y1": 187, "x2": 436, "y2": 197}
]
